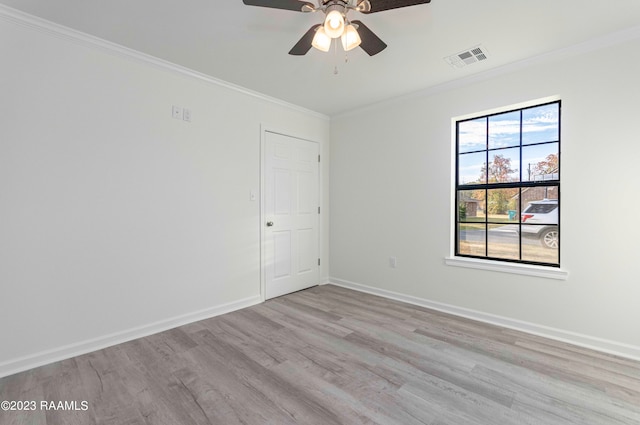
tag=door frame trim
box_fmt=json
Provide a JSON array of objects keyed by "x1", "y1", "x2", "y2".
[{"x1": 259, "y1": 125, "x2": 322, "y2": 302}]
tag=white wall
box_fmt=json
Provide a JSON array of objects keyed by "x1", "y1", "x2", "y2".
[
  {"x1": 330, "y1": 34, "x2": 640, "y2": 358},
  {"x1": 0, "y1": 13, "x2": 330, "y2": 376},
  {"x1": 2, "y1": 7, "x2": 639, "y2": 377}
]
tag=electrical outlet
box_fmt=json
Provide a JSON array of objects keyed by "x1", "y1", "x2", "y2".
[
  {"x1": 172, "y1": 105, "x2": 182, "y2": 119},
  {"x1": 389, "y1": 257, "x2": 397, "y2": 268},
  {"x1": 183, "y1": 108, "x2": 191, "y2": 122}
]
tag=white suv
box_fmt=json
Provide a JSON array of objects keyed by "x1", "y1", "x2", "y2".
[{"x1": 520, "y1": 199, "x2": 558, "y2": 249}]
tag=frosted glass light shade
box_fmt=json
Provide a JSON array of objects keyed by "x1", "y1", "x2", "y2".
[
  {"x1": 312, "y1": 27, "x2": 331, "y2": 52},
  {"x1": 324, "y1": 9, "x2": 344, "y2": 38},
  {"x1": 341, "y1": 24, "x2": 361, "y2": 51}
]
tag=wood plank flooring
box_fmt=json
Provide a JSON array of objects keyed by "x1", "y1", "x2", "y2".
[{"x1": 1, "y1": 284, "x2": 639, "y2": 424}]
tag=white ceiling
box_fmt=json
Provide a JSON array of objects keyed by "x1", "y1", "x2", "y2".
[{"x1": 3, "y1": 0, "x2": 640, "y2": 116}]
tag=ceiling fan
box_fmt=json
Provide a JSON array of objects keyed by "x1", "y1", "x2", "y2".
[{"x1": 242, "y1": 0, "x2": 431, "y2": 56}]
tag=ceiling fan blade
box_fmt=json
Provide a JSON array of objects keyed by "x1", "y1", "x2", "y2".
[
  {"x1": 242, "y1": 0, "x2": 315, "y2": 12},
  {"x1": 351, "y1": 20, "x2": 387, "y2": 56},
  {"x1": 289, "y1": 24, "x2": 322, "y2": 55},
  {"x1": 362, "y1": 0, "x2": 430, "y2": 14}
]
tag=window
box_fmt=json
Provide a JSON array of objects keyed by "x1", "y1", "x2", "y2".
[{"x1": 455, "y1": 101, "x2": 560, "y2": 267}]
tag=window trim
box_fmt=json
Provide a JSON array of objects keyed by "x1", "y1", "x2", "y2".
[
  {"x1": 444, "y1": 256, "x2": 569, "y2": 280},
  {"x1": 449, "y1": 97, "x2": 567, "y2": 277}
]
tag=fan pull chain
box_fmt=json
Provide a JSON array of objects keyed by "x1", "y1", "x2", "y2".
[
  {"x1": 333, "y1": 37, "x2": 339, "y2": 75},
  {"x1": 344, "y1": 16, "x2": 351, "y2": 64}
]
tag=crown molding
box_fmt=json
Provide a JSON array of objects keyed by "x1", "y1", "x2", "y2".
[
  {"x1": 3, "y1": 4, "x2": 639, "y2": 122},
  {"x1": 0, "y1": 4, "x2": 329, "y2": 121},
  {"x1": 334, "y1": 24, "x2": 640, "y2": 119}
]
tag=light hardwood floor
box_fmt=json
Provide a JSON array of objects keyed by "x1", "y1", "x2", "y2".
[{"x1": 1, "y1": 284, "x2": 639, "y2": 424}]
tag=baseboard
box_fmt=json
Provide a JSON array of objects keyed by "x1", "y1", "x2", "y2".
[
  {"x1": 327, "y1": 278, "x2": 640, "y2": 362},
  {"x1": 0, "y1": 295, "x2": 262, "y2": 379}
]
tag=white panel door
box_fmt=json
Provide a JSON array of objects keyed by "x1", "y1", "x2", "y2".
[{"x1": 264, "y1": 131, "x2": 319, "y2": 299}]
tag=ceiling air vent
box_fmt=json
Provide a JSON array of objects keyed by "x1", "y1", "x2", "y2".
[{"x1": 445, "y1": 45, "x2": 489, "y2": 69}]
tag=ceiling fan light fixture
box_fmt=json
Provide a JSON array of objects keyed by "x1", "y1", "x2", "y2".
[
  {"x1": 243, "y1": 0, "x2": 432, "y2": 57},
  {"x1": 341, "y1": 24, "x2": 361, "y2": 51},
  {"x1": 324, "y1": 6, "x2": 345, "y2": 38},
  {"x1": 311, "y1": 26, "x2": 332, "y2": 52}
]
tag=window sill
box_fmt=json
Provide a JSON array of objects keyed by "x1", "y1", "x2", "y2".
[{"x1": 444, "y1": 256, "x2": 569, "y2": 280}]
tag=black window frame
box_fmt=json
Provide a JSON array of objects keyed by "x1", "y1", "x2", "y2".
[{"x1": 455, "y1": 100, "x2": 561, "y2": 267}]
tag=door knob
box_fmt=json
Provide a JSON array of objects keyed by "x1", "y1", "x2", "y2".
[{"x1": 266, "y1": 221, "x2": 274, "y2": 227}]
